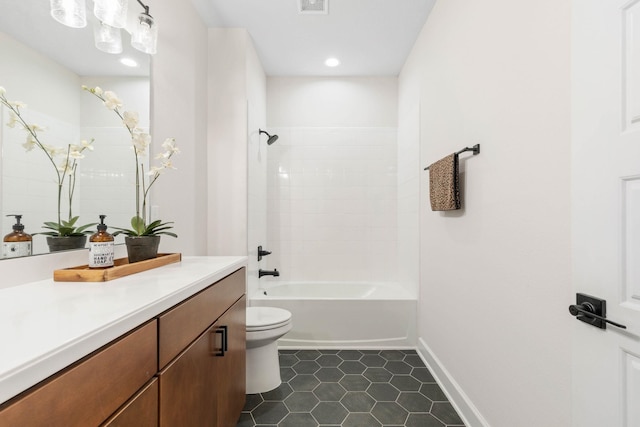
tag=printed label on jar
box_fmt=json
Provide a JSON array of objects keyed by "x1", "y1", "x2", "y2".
[
  {"x1": 89, "y1": 242, "x2": 115, "y2": 267},
  {"x1": 2, "y1": 241, "x2": 32, "y2": 259}
]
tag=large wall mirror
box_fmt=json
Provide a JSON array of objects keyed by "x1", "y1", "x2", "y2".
[{"x1": 0, "y1": 0, "x2": 151, "y2": 258}]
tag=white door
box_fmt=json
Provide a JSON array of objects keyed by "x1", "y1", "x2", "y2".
[{"x1": 572, "y1": 0, "x2": 640, "y2": 426}]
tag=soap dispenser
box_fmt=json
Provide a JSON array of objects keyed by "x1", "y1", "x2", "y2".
[
  {"x1": 2, "y1": 214, "x2": 32, "y2": 259},
  {"x1": 89, "y1": 215, "x2": 114, "y2": 268}
]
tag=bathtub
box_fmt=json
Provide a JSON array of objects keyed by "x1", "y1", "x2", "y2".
[{"x1": 250, "y1": 282, "x2": 416, "y2": 349}]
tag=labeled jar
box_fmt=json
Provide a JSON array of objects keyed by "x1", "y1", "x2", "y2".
[
  {"x1": 2, "y1": 214, "x2": 32, "y2": 259},
  {"x1": 89, "y1": 215, "x2": 114, "y2": 268}
]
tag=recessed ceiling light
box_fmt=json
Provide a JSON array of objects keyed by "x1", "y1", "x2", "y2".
[
  {"x1": 325, "y1": 57, "x2": 340, "y2": 67},
  {"x1": 119, "y1": 57, "x2": 138, "y2": 67}
]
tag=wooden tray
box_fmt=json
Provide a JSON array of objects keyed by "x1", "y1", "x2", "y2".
[{"x1": 54, "y1": 253, "x2": 182, "y2": 282}]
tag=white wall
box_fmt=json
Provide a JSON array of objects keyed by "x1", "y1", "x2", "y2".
[
  {"x1": 400, "y1": 1, "x2": 572, "y2": 426},
  {"x1": 397, "y1": 102, "x2": 420, "y2": 297},
  {"x1": 268, "y1": 77, "x2": 397, "y2": 128},
  {"x1": 246, "y1": 35, "x2": 268, "y2": 297},
  {"x1": 150, "y1": 0, "x2": 208, "y2": 256},
  {"x1": 265, "y1": 78, "x2": 400, "y2": 285},
  {"x1": 207, "y1": 29, "x2": 267, "y2": 296},
  {"x1": 208, "y1": 29, "x2": 249, "y2": 257}
]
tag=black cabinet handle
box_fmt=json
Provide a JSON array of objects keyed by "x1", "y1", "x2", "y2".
[
  {"x1": 212, "y1": 326, "x2": 228, "y2": 356},
  {"x1": 222, "y1": 325, "x2": 228, "y2": 353},
  {"x1": 569, "y1": 303, "x2": 627, "y2": 329}
]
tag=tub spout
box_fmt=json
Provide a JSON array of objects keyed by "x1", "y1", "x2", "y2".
[{"x1": 259, "y1": 269, "x2": 279, "y2": 278}]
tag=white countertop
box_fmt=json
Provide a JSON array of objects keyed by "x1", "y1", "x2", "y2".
[{"x1": 0, "y1": 256, "x2": 247, "y2": 405}]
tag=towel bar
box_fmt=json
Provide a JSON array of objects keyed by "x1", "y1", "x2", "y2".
[{"x1": 424, "y1": 144, "x2": 480, "y2": 170}]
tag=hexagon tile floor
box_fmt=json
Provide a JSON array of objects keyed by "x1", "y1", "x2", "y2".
[{"x1": 236, "y1": 349, "x2": 466, "y2": 427}]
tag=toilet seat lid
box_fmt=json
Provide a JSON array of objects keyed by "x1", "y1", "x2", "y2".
[{"x1": 247, "y1": 306, "x2": 292, "y2": 329}]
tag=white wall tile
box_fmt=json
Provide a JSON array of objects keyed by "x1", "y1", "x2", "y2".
[{"x1": 266, "y1": 127, "x2": 398, "y2": 283}]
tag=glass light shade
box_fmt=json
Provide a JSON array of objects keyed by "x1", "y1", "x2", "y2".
[
  {"x1": 93, "y1": 0, "x2": 128, "y2": 29},
  {"x1": 94, "y1": 21, "x2": 123, "y2": 54},
  {"x1": 131, "y1": 13, "x2": 158, "y2": 55},
  {"x1": 50, "y1": 0, "x2": 86, "y2": 28}
]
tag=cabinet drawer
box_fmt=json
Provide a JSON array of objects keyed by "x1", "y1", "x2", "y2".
[
  {"x1": 0, "y1": 320, "x2": 157, "y2": 427},
  {"x1": 158, "y1": 267, "x2": 245, "y2": 369}
]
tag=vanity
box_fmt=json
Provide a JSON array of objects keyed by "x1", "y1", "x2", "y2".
[{"x1": 0, "y1": 256, "x2": 247, "y2": 427}]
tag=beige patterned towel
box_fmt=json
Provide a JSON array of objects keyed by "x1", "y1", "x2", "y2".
[{"x1": 428, "y1": 153, "x2": 460, "y2": 211}]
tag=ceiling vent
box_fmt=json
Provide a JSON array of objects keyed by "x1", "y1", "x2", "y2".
[{"x1": 299, "y1": 0, "x2": 328, "y2": 14}]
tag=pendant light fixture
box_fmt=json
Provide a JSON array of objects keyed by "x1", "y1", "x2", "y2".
[
  {"x1": 131, "y1": 0, "x2": 157, "y2": 55},
  {"x1": 50, "y1": 0, "x2": 158, "y2": 55},
  {"x1": 93, "y1": 21, "x2": 123, "y2": 54},
  {"x1": 50, "y1": 0, "x2": 87, "y2": 28},
  {"x1": 93, "y1": 0, "x2": 128, "y2": 29}
]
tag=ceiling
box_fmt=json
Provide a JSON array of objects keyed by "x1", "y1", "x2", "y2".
[
  {"x1": 193, "y1": 0, "x2": 436, "y2": 76},
  {"x1": 0, "y1": 0, "x2": 435, "y2": 78}
]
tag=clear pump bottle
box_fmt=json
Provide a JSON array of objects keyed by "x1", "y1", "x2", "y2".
[
  {"x1": 2, "y1": 215, "x2": 32, "y2": 259},
  {"x1": 89, "y1": 215, "x2": 114, "y2": 268}
]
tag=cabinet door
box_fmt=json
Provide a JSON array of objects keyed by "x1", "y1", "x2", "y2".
[
  {"x1": 214, "y1": 296, "x2": 246, "y2": 427},
  {"x1": 157, "y1": 295, "x2": 246, "y2": 427},
  {"x1": 157, "y1": 325, "x2": 217, "y2": 427}
]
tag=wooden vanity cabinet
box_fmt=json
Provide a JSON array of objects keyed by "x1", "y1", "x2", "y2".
[
  {"x1": 157, "y1": 268, "x2": 246, "y2": 427},
  {"x1": 0, "y1": 266, "x2": 247, "y2": 427}
]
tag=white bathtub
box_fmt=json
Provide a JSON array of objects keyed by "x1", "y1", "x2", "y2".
[{"x1": 250, "y1": 282, "x2": 416, "y2": 349}]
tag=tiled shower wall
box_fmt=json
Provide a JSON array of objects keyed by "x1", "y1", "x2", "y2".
[{"x1": 266, "y1": 127, "x2": 398, "y2": 283}]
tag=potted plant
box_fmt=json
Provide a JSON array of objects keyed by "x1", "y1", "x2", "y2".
[
  {"x1": 83, "y1": 86, "x2": 178, "y2": 262},
  {"x1": 0, "y1": 87, "x2": 96, "y2": 251}
]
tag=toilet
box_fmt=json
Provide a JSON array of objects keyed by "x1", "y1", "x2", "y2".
[{"x1": 245, "y1": 306, "x2": 293, "y2": 394}]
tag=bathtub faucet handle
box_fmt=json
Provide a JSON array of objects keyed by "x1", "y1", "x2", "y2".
[{"x1": 258, "y1": 245, "x2": 272, "y2": 261}]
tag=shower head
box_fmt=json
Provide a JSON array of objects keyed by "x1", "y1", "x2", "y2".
[{"x1": 259, "y1": 129, "x2": 279, "y2": 145}]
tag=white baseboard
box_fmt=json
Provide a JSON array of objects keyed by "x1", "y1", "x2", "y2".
[{"x1": 417, "y1": 338, "x2": 490, "y2": 427}]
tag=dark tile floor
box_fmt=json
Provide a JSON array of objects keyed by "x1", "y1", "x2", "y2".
[{"x1": 236, "y1": 349, "x2": 465, "y2": 427}]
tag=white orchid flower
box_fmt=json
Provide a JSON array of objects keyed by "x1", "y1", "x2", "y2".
[
  {"x1": 10, "y1": 101, "x2": 26, "y2": 109},
  {"x1": 103, "y1": 91, "x2": 123, "y2": 110},
  {"x1": 69, "y1": 150, "x2": 85, "y2": 160},
  {"x1": 123, "y1": 111, "x2": 139, "y2": 129},
  {"x1": 147, "y1": 165, "x2": 164, "y2": 175},
  {"x1": 81, "y1": 139, "x2": 94, "y2": 150},
  {"x1": 161, "y1": 159, "x2": 176, "y2": 170},
  {"x1": 28, "y1": 123, "x2": 45, "y2": 133},
  {"x1": 43, "y1": 144, "x2": 65, "y2": 157},
  {"x1": 132, "y1": 130, "x2": 151, "y2": 154},
  {"x1": 94, "y1": 86, "x2": 103, "y2": 95},
  {"x1": 22, "y1": 135, "x2": 37, "y2": 151},
  {"x1": 161, "y1": 138, "x2": 180, "y2": 153},
  {"x1": 6, "y1": 112, "x2": 18, "y2": 128}
]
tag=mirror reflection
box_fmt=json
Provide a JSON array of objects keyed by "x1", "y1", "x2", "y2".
[{"x1": 0, "y1": 0, "x2": 150, "y2": 258}]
